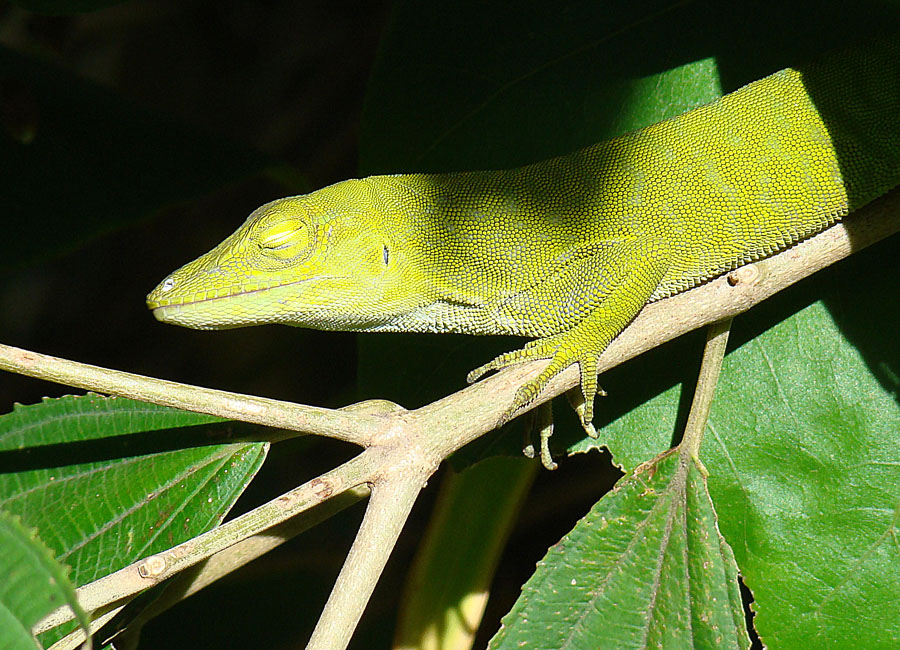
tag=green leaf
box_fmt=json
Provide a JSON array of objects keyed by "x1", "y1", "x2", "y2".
[
  {"x1": 489, "y1": 449, "x2": 749, "y2": 649},
  {"x1": 0, "y1": 394, "x2": 267, "y2": 643},
  {"x1": 0, "y1": 394, "x2": 267, "y2": 582},
  {"x1": 577, "y1": 240, "x2": 900, "y2": 646},
  {"x1": 0, "y1": 509, "x2": 90, "y2": 650},
  {"x1": 712, "y1": 305, "x2": 900, "y2": 647},
  {"x1": 360, "y1": 0, "x2": 897, "y2": 178}
]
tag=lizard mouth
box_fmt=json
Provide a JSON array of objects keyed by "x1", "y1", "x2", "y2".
[
  {"x1": 146, "y1": 275, "x2": 347, "y2": 329},
  {"x1": 148, "y1": 302, "x2": 185, "y2": 322},
  {"x1": 145, "y1": 280, "x2": 285, "y2": 328},
  {"x1": 146, "y1": 278, "x2": 293, "y2": 311},
  {"x1": 147, "y1": 297, "x2": 256, "y2": 330}
]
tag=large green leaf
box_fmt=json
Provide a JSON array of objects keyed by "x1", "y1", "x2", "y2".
[
  {"x1": 0, "y1": 394, "x2": 267, "y2": 583},
  {"x1": 0, "y1": 394, "x2": 267, "y2": 643},
  {"x1": 361, "y1": 0, "x2": 895, "y2": 176},
  {"x1": 710, "y1": 305, "x2": 900, "y2": 648}
]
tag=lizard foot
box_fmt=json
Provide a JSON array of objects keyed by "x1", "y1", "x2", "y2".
[{"x1": 467, "y1": 330, "x2": 605, "y2": 435}]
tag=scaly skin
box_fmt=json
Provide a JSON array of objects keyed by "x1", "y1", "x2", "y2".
[{"x1": 148, "y1": 37, "x2": 900, "y2": 432}]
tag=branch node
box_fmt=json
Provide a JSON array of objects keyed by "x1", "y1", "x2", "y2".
[
  {"x1": 137, "y1": 555, "x2": 168, "y2": 578},
  {"x1": 727, "y1": 262, "x2": 762, "y2": 286}
]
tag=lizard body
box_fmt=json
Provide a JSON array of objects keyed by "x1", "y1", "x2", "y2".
[{"x1": 148, "y1": 37, "x2": 900, "y2": 431}]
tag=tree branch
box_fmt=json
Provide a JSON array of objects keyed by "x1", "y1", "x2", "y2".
[
  {"x1": 307, "y1": 475, "x2": 429, "y2": 650},
  {"x1": 0, "y1": 345, "x2": 378, "y2": 446}
]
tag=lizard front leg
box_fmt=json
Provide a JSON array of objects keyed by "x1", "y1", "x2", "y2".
[{"x1": 468, "y1": 239, "x2": 669, "y2": 434}]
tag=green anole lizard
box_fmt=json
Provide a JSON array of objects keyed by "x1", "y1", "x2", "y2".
[{"x1": 147, "y1": 37, "x2": 899, "y2": 436}]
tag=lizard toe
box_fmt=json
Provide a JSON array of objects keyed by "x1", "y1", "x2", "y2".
[{"x1": 466, "y1": 339, "x2": 557, "y2": 384}]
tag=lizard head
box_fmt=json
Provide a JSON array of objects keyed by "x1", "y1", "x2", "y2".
[{"x1": 146, "y1": 178, "x2": 429, "y2": 330}]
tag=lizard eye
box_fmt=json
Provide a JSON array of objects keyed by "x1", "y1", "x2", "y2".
[{"x1": 256, "y1": 216, "x2": 313, "y2": 261}]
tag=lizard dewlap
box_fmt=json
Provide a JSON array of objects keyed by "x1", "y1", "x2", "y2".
[{"x1": 148, "y1": 37, "x2": 900, "y2": 431}]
